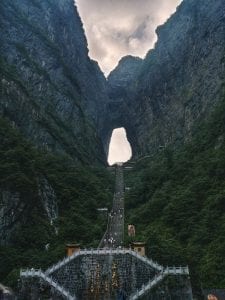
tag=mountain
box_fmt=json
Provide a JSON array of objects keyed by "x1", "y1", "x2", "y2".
[
  {"x1": 0, "y1": 0, "x2": 108, "y2": 164},
  {"x1": 125, "y1": 95, "x2": 225, "y2": 295},
  {"x1": 2, "y1": 0, "x2": 225, "y2": 164},
  {"x1": 106, "y1": 1, "x2": 225, "y2": 295},
  {"x1": 0, "y1": 117, "x2": 113, "y2": 285},
  {"x1": 107, "y1": 0, "x2": 225, "y2": 157},
  {"x1": 0, "y1": 0, "x2": 113, "y2": 280},
  {"x1": 1, "y1": 0, "x2": 225, "y2": 297}
]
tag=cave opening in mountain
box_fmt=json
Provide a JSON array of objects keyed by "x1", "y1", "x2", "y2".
[{"x1": 108, "y1": 127, "x2": 132, "y2": 166}]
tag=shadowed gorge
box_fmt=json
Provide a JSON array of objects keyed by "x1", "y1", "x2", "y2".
[
  {"x1": 0, "y1": 0, "x2": 108, "y2": 164},
  {"x1": 2, "y1": 0, "x2": 225, "y2": 162},
  {"x1": 1, "y1": 0, "x2": 225, "y2": 298}
]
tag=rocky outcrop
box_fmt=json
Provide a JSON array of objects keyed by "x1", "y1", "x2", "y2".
[
  {"x1": 106, "y1": 0, "x2": 225, "y2": 157},
  {"x1": 0, "y1": 0, "x2": 108, "y2": 164},
  {"x1": 108, "y1": 56, "x2": 142, "y2": 90},
  {"x1": 38, "y1": 177, "x2": 58, "y2": 227},
  {"x1": 0, "y1": 190, "x2": 22, "y2": 245},
  {"x1": 0, "y1": 177, "x2": 57, "y2": 245}
]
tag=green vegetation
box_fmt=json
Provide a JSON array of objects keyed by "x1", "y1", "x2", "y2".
[
  {"x1": 124, "y1": 97, "x2": 225, "y2": 295},
  {"x1": 0, "y1": 118, "x2": 113, "y2": 289}
]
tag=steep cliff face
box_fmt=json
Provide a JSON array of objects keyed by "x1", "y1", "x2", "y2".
[
  {"x1": 107, "y1": 0, "x2": 225, "y2": 157},
  {"x1": 108, "y1": 56, "x2": 142, "y2": 89},
  {"x1": 0, "y1": 0, "x2": 111, "y2": 247},
  {"x1": 0, "y1": 0, "x2": 108, "y2": 164},
  {"x1": 3, "y1": 0, "x2": 224, "y2": 163}
]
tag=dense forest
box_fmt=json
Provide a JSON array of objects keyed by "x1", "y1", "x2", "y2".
[
  {"x1": 125, "y1": 94, "x2": 225, "y2": 295},
  {"x1": 0, "y1": 117, "x2": 113, "y2": 289},
  {"x1": 1, "y1": 97, "x2": 225, "y2": 296}
]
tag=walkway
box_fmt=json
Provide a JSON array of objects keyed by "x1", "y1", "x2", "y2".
[
  {"x1": 20, "y1": 162, "x2": 192, "y2": 299},
  {"x1": 99, "y1": 163, "x2": 124, "y2": 248}
]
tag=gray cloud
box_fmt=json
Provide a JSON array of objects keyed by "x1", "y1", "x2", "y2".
[
  {"x1": 76, "y1": 0, "x2": 182, "y2": 75},
  {"x1": 130, "y1": 17, "x2": 151, "y2": 40}
]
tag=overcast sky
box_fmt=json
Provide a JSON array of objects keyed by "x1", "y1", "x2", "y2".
[
  {"x1": 107, "y1": 128, "x2": 132, "y2": 165},
  {"x1": 76, "y1": 0, "x2": 182, "y2": 75}
]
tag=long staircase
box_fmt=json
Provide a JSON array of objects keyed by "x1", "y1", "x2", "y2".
[
  {"x1": 20, "y1": 249, "x2": 189, "y2": 299},
  {"x1": 20, "y1": 162, "x2": 192, "y2": 299},
  {"x1": 99, "y1": 163, "x2": 124, "y2": 249}
]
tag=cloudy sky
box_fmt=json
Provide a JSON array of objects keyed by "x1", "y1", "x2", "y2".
[
  {"x1": 76, "y1": 0, "x2": 182, "y2": 75},
  {"x1": 107, "y1": 128, "x2": 132, "y2": 165}
]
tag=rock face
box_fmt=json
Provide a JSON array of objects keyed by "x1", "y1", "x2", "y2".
[
  {"x1": 0, "y1": 0, "x2": 108, "y2": 164},
  {"x1": 108, "y1": 56, "x2": 142, "y2": 89},
  {"x1": 106, "y1": 0, "x2": 225, "y2": 157},
  {"x1": 0, "y1": 178, "x2": 57, "y2": 245},
  {"x1": 0, "y1": 0, "x2": 110, "y2": 245},
  {"x1": 1, "y1": 0, "x2": 224, "y2": 163},
  {"x1": 101, "y1": 56, "x2": 143, "y2": 157},
  {"x1": 0, "y1": 190, "x2": 22, "y2": 244}
]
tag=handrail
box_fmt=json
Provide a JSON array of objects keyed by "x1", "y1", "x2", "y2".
[
  {"x1": 129, "y1": 265, "x2": 189, "y2": 300},
  {"x1": 130, "y1": 273, "x2": 165, "y2": 300},
  {"x1": 20, "y1": 269, "x2": 75, "y2": 300},
  {"x1": 45, "y1": 248, "x2": 188, "y2": 276},
  {"x1": 20, "y1": 161, "x2": 190, "y2": 300}
]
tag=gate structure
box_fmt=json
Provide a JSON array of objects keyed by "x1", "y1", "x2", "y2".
[{"x1": 20, "y1": 163, "x2": 193, "y2": 299}]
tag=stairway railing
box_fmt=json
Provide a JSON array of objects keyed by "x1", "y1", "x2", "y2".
[
  {"x1": 20, "y1": 269, "x2": 75, "y2": 300},
  {"x1": 20, "y1": 162, "x2": 191, "y2": 300},
  {"x1": 130, "y1": 265, "x2": 190, "y2": 300}
]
